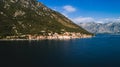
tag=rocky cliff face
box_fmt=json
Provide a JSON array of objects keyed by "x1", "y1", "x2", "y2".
[
  {"x1": 0, "y1": 0, "x2": 92, "y2": 38},
  {"x1": 79, "y1": 22, "x2": 120, "y2": 34}
]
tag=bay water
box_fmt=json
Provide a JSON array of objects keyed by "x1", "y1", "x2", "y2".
[{"x1": 0, "y1": 34, "x2": 120, "y2": 67}]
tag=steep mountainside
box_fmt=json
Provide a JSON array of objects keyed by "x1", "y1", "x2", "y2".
[
  {"x1": 79, "y1": 22, "x2": 120, "y2": 34},
  {"x1": 0, "y1": 0, "x2": 92, "y2": 38}
]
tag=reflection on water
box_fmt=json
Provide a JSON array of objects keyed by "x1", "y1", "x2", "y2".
[{"x1": 0, "y1": 34, "x2": 120, "y2": 67}]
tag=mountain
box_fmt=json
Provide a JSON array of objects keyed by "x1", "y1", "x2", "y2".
[
  {"x1": 79, "y1": 22, "x2": 120, "y2": 34},
  {"x1": 0, "y1": 0, "x2": 92, "y2": 39}
]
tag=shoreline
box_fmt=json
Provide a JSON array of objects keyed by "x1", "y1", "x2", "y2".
[
  {"x1": 0, "y1": 35, "x2": 93, "y2": 41},
  {"x1": 0, "y1": 32, "x2": 93, "y2": 41}
]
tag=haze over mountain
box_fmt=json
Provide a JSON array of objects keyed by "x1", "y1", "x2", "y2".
[{"x1": 78, "y1": 21, "x2": 120, "y2": 34}]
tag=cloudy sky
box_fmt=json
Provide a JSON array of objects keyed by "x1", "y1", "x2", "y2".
[{"x1": 38, "y1": 0, "x2": 120, "y2": 23}]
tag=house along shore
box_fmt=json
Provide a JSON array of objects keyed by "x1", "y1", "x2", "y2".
[{"x1": 0, "y1": 32, "x2": 93, "y2": 40}]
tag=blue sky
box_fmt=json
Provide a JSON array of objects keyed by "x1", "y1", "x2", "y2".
[{"x1": 38, "y1": 0, "x2": 120, "y2": 23}]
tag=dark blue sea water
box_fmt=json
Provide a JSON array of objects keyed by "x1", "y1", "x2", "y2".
[{"x1": 0, "y1": 34, "x2": 120, "y2": 67}]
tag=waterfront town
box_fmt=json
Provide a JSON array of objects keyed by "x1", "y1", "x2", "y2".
[{"x1": 0, "y1": 32, "x2": 92, "y2": 40}]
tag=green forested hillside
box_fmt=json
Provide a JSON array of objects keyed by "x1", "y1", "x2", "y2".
[{"x1": 0, "y1": 0, "x2": 92, "y2": 37}]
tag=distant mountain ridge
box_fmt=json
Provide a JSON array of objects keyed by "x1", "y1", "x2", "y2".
[
  {"x1": 0, "y1": 0, "x2": 92, "y2": 39},
  {"x1": 79, "y1": 22, "x2": 120, "y2": 34}
]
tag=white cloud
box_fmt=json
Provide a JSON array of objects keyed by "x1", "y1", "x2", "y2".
[
  {"x1": 63, "y1": 5, "x2": 76, "y2": 12},
  {"x1": 50, "y1": 5, "x2": 76, "y2": 18},
  {"x1": 72, "y1": 17, "x2": 95, "y2": 23},
  {"x1": 72, "y1": 17, "x2": 120, "y2": 23},
  {"x1": 103, "y1": 18, "x2": 120, "y2": 22}
]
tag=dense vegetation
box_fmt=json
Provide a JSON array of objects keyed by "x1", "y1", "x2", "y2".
[{"x1": 0, "y1": 0, "x2": 92, "y2": 37}]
